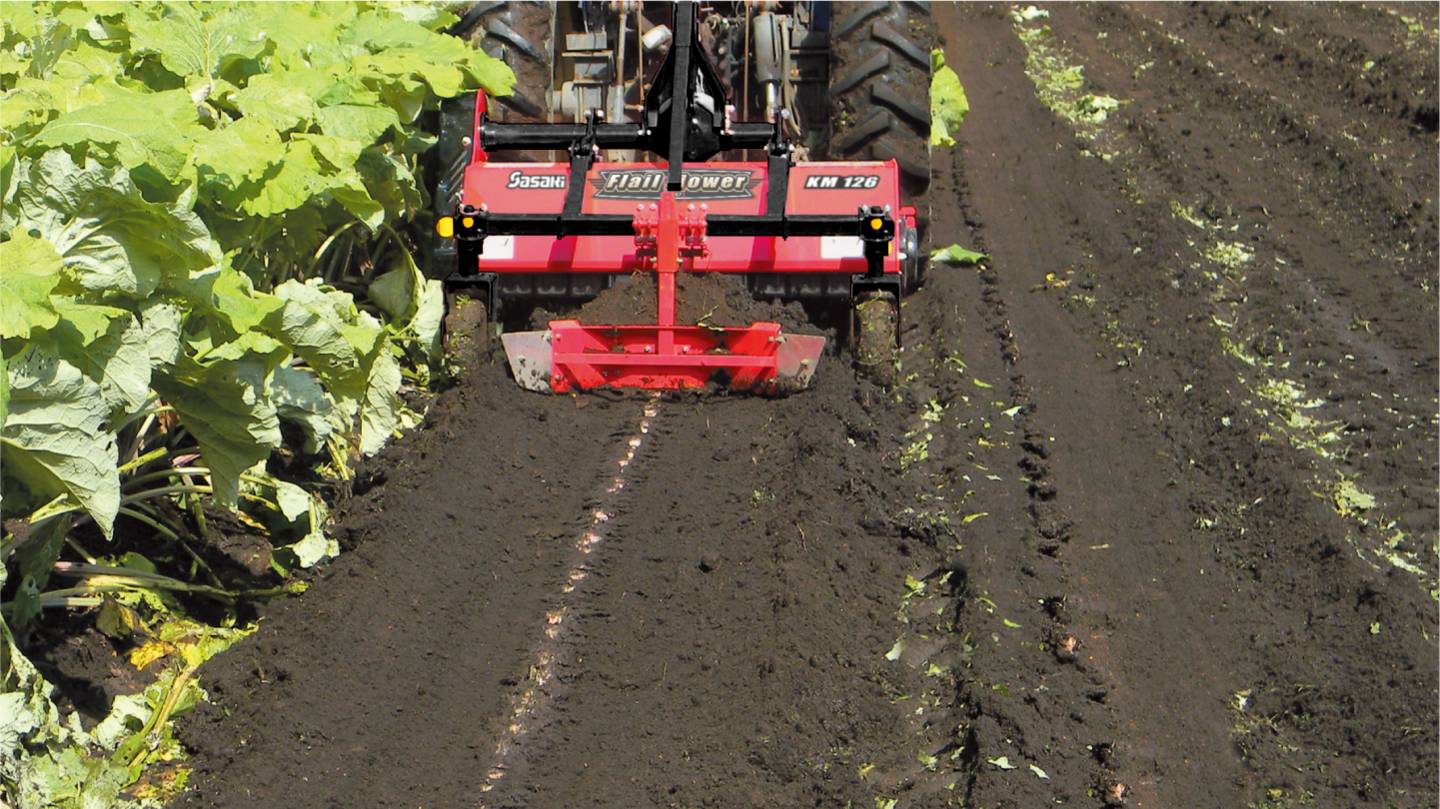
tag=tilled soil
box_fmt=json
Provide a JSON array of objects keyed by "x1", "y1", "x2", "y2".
[{"x1": 172, "y1": 4, "x2": 1436, "y2": 808}]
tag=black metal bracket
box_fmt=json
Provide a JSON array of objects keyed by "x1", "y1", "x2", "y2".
[{"x1": 859, "y1": 205, "x2": 895, "y2": 278}]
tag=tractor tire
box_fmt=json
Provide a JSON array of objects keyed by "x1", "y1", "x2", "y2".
[
  {"x1": 451, "y1": 1, "x2": 554, "y2": 128},
  {"x1": 432, "y1": 2, "x2": 554, "y2": 279},
  {"x1": 827, "y1": 1, "x2": 937, "y2": 293},
  {"x1": 852, "y1": 291, "x2": 900, "y2": 389}
]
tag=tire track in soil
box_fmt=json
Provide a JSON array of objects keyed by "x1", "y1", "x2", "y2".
[
  {"x1": 480, "y1": 372, "x2": 973, "y2": 809},
  {"x1": 477, "y1": 398, "x2": 661, "y2": 802},
  {"x1": 930, "y1": 7, "x2": 1248, "y2": 804},
  {"x1": 932, "y1": 4, "x2": 1436, "y2": 807}
]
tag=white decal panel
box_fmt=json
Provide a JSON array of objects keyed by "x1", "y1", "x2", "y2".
[
  {"x1": 820, "y1": 236, "x2": 865, "y2": 259},
  {"x1": 480, "y1": 235, "x2": 515, "y2": 260}
]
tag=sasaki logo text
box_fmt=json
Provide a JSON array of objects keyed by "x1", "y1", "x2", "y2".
[
  {"x1": 506, "y1": 171, "x2": 567, "y2": 190},
  {"x1": 590, "y1": 169, "x2": 758, "y2": 200}
]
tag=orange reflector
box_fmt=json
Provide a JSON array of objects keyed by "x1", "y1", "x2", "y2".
[
  {"x1": 869, "y1": 218, "x2": 883, "y2": 230},
  {"x1": 436, "y1": 217, "x2": 454, "y2": 238},
  {"x1": 462, "y1": 217, "x2": 475, "y2": 228}
]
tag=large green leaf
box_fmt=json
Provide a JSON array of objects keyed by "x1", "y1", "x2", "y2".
[
  {"x1": 48, "y1": 307, "x2": 151, "y2": 418},
  {"x1": 0, "y1": 231, "x2": 63, "y2": 339},
  {"x1": 271, "y1": 280, "x2": 375, "y2": 400},
  {"x1": 139, "y1": 298, "x2": 182, "y2": 367},
  {"x1": 374, "y1": 1, "x2": 460, "y2": 32},
  {"x1": 457, "y1": 47, "x2": 518, "y2": 99},
  {"x1": 271, "y1": 279, "x2": 404, "y2": 454},
  {"x1": 361, "y1": 338, "x2": 402, "y2": 456},
  {"x1": 12, "y1": 745, "x2": 128, "y2": 809},
  {"x1": 191, "y1": 116, "x2": 287, "y2": 193},
  {"x1": 930, "y1": 50, "x2": 969, "y2": 148},
  {"x1": 1, "y1": 351, "x2": 8, "y2": 431},
  {"x1": 272, "y1": 364, "x2": 336, "y2": 454},
  {"x1": 1, "y1": 3, "x2": 41, "y2": 41},
  {"x1": 14, "y1": 151, "x2": 221, "y2": 297},
  {"x1": 203, "y1": 263, "x2": 285, "y2": 336},
  {"x1": 1, "y1": 343, "x2": 118, "y2": 537},
  {"x1": 358, "y1": 336, "x2": 400, "y2": 457},
  {"x1": 124, "y1": 2, "x2": 267, "y2": 83},
  {"x1": 241, "y1": 4, "x2": 357, "y2": 72},
  {"x1": 360, "y1": 49, "x2": 468, "y2": 101},
  {"x1": 371, "y1": 248, "x2": 442, "y2": 359},
  {"x1": 22, "y1": 17, "x2": 73, "y2": 81},
  {"x1": 0, "y1": 621, "x2": 60, "y2": 757},
  {"x1": 151, "y1": 350, "x2": 282, "y2": 510},
  {"x1": 233, "y1": 71, "x2": 320, "y2": 133},
  {"x1": 222, "y1": 137, "x2": 381, "y2": 229},
  {"x1": 244, "y1": 470, "x2": 334, "y2": 566},
  {"x1": 316, "y1": 103, "x2": 400, "y2": 147},
  {"x1": 32, "y1": 88, "x2": 204, "y2": 182},
  {"x1": 356, "y1": 147, "x2": 422, "y2": 222}
]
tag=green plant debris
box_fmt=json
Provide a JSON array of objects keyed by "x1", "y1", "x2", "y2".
[
  {"x1": 1379, "y1": 530, "x2": 1428, "y2": 577},
  {"x1": 900, "y1": 402, "x2": 946, "y2": 471},
  {"x1": 988, "y1": 755, "x2": 1017, "y2": 769},
  {"x1": 930, "y1": 50, "x2": 969, "y2": 147},
  {"x1": 1, "y1": 608, "x2": 252, "y2": 809},
  {"x1": 1029, "y1": 763, "x2": 1050, "y2": 779},
  {"x1": 904, "y1": 575, "x2": 927, "y2": 598},
  {"x1": 1171, "y1": 200, "x2": 1217, "y2": 230},
  {"x1": 1330, "y1": 479, "x2": 1377, "y2": 515},
  {"x1": 1221, "y1": 324, "x2": 1433, "y2": 587},
  {"x1": 1002, "y1": 618, "x2": 1022, "y2": 629},
  {"x1": 931, "y1": 244, "x2": 989, "y2": 266},
  {"x1": 1010, "y1": 11, "x2": 1128, "y2": 149},
  {"x1": 1205, "y1": 241, "x2": 1255, "y2": 276}
]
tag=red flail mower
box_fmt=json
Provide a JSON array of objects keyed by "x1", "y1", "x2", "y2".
[{"x1": 437, "y1": 2, "x2": 924, "y2": 393}]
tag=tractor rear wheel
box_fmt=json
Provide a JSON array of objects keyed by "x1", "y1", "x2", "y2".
[
  {"x1": 433, "y1": 2, "x2": 555, "y2": 279},
  {"x1": 827, "y1": 1, "x2": 937, "y2": 294},
  {"x1": 451, "y1": 1, "x2": 554, "y2": 128}
]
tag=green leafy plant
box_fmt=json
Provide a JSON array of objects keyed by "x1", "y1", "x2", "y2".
[{"x1": 1, "y1": 2, "x2": 514, "y2": 805}]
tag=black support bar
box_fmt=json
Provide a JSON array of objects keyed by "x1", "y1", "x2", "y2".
[
  {"x1": 478, "y1": 120, "x2": 776, "y2": 154},
  {"x1": 665, "y1": 3, "x2": 695, "y2": 191}
]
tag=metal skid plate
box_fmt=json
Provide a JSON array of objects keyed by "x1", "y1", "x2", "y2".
[{"x1": 501, "y1": 331, "x2": 555, "y2": 393}]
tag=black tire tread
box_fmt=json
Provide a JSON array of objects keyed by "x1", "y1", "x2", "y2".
[{"x1": 828, "y1": 2, "x2": 935, "y2": 188}]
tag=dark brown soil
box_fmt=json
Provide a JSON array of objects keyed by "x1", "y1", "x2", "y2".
[{"x1": 157, "y1": 4, "x2": 1435, "y2": 809}]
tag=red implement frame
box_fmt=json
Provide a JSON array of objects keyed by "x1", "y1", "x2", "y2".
[{"x1": 501, "y1": 192, "x2": 824, "y2": 393}]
